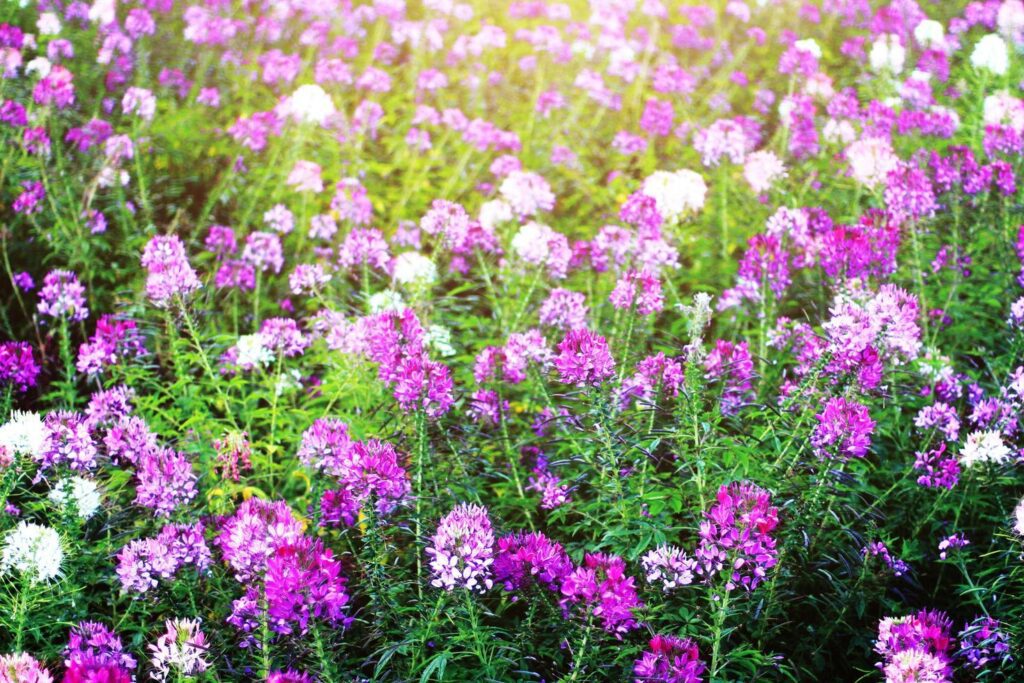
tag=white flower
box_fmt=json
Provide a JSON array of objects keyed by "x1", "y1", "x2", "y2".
[
  {"x1": 869, "y1": 34, "x2": 905, "y2": 75},
  {"x1": 392, "y1": 252, "x2": 438, "y2": 287},
  {"x1": 913, "y1": 19, "x2": 945, "y2": 50},
  {"x1": 641, "y1": 169, "x2": 707, "y2": 221},
  {"x1": 794, "y1": 38, "x2": 822, "y2": 58},
  {"x1": 959, "y1": 430, "x2": 1012, "y2": 468},
  {"x1": 510, "y1": 221, "x2": 559, "y2": 267},
  {"x1": 1, "y1": 522, "x2": 63, "y2": 583},
  {"x1": 234, "y1": 333, "x2": 273, "y2": 370},
  {"x1": 742, "y1": 150, "x2": 787, "y2": 194},
  {"x1": 37, "y1": 12, "x2": 61, "y2": 35},
  {"x1": 971, "y1": 34, "x2": 1010, "y2": 76},
  {"x1": 0, "y1": 411, "x2": 46, "y2": 459},
  {"x1": 823, "y1": 118, "x2": 857, "y2": 145},
  {"x1": 983, "y1": 91, "x2": 1024, "y2": 130},
  {"x1": 25, "y1": 57, "x2": 51, "y2": 78},
  {"x1": 280, "y1": 84, "x2": 336, "y2": 125},
  {"x1": 369, "y1": 290, "x2": 407, "y2": 313},
  {"x1": 1013, "y1": 496, "x2": 1024, "y2": 537},
  {"x1": 499, "y1": 171, "x2": 555, "y2": 217},
  {"x1": 274, "y1": 369, "x2": 303, "y2": 397},
  {"x1": 478, "y1": 199, "x2": 513, "y2": 231},
  {"x1": 149, "y1": 618, "x2": 209, "y2": 682},
  {"x1": 88, "y1": 0, "x2": 116, "y2": 25},
  {"x1": 426, "y1": 325, "x2": 456, "y2": 357},
  {"x1": 998, "y1": 0, "x2": 1024, "y2": 43},
  {"x1": 49, "y1": 477, "x2": 101, "y2": 520},
  {"x1": 846, "y1": 137, "x2": 900, "y2": 188}
]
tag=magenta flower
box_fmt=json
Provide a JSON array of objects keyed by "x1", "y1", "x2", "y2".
[
  {"x1": 265, "y1": 537, "x2": 351, "y2": 635},
  {"x1": 493, "y1": 532, "x2": 572, "y2": 592},
  {"x1": 0, "y1": 342, "x2": 40, "y2": 392},
  {"x1": 695, "y1": 482, "x2": 778, "y2": 591},
  {"x1": 217, "y1": 498, "x2": 305, "y2": 583},
  {"x1": 703, "y1": 340, "x2": 754, "y2": 415},
  {"x1": 811, "y1": 397, "x2": 876, "y2": 460},
  {"x1": 554, "y1": 329, "x2": 615, "y2": 386},
  {"x1": 560, "y1": 553, "x2": 642, "y2": 638},
  {"x1": 633, "y1": 634, "x2": 706, "y2": 683}
]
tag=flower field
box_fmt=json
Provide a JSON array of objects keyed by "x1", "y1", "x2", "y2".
[{"x1": 3, "y1": 0, "x2": 1024, "y2": 680}]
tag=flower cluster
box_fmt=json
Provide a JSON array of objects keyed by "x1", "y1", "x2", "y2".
[
  {"x1": 695, "y1": 482, "x2": 778, "y2": 591},
  {"x1": 426, "y1": 503, "x2": 495, "y2": 592},
  {"x1": 560, "y1": 553, "x2": 643, "y2": 638},
  {"x1": 875, "y1": 610, "x2": 954, "y2": 683},
  {"x1": 633, "y1": 634, "x2": 706, "y2": 683}
]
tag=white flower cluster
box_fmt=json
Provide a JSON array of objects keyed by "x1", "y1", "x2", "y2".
[
  {"x1": 641, "y1": 169, "x2": 708, "y2": 222},
  {"x1": 1, "y1": 522, "x2": 63, "y2": 583},
  {"x1": 0, "y1": 411, "x2": 46, "y2": 459},
  {"x1": 959, "y1": 430, "x2": 1012, "y2": 468},
  {"x1": 49, "y1": 477, "x2": 102, "y2": 520}
]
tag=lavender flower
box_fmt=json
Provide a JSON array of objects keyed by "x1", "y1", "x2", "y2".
[
  {"x1": 958, "y1": 616, "x2": 1012, "y2": 671},
  {"x1": 426, "y1": 503, "x2": 495, "y2": 592},
  {"x1": 140, "y1": 235, "x2": 201, "y2": 308},
  {"x1": 641, "y1": 544, "x2": 698, "y2": 592},
  {"x1": 38, "y1": 270, "x2": 89, "y2": 321}
]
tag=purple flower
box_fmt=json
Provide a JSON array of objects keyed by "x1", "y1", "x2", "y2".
[
  {"x1": 560, "y1": 553, "x2": 642, "y2": 638},
  {"x1": 539, "y1": 288, "x2": 589, "y2": 330},
  {"x1": 77, "y1": 316, "x2": 145, "y2": 376},
  {"x1": 268, "y1": 671, "x2": 314, "y2": 683},
  {"x1": 641, "y1": 545, "x2": 697, "y2": 592},
  {"x1": 116, "y1": 523, "x2": 211, "y2": 593},
  {"x1": 38, "y1": 270, "x2": 89, "y2": 322},
  {"x1": 140, "y1": 236, "x2": 201, "y2": 307},
  {"x1": 84, "y1": 385, "x2": 135, "y2": 431},
  {"x1": 65, "y1": 621, "x2": 137, "y2": 671},
  {"x1": 695, "y1": 482, "x2": 778, "y2": 591},
  {"x1": 426, "y1": 503, "x2": 495, "y2": 592},
  {"x1": 338, "y1": 228, "x2": 391, "y2": 271},
  {"x1": 862, "y1": 541, "x2": 910, "y2": 577},
  {"x1": 937, "y1": 533, "x2": 969, "y2": 560},
  {"x1": 633, "y1": 634, "x2": 706, "y2": 683},
  {"x1": 265, "y1": 536, "x2": 351, "y2": 635},
  {"x1": 242, "y1": 231, "x2": 284, "y2": 274},
  {"x1": 217, "y1": 498, "x2": 305, "y2": 583},
  {"x1": 554, "y1": 329, "x2": 615, "y2": 386},
  {"x1": 493, "y1": 532, "x2": 572, "y2": 592},
  {"x1": 811, "y1": 397, "x2": 875, "y2": 460},
  {"x1": 609, "y1": 269, "x2": 664, "y2": 315},
  {"x1": 40, "y1": 411, "x2": 98, "y2": 473},
  {"x1": 13, "y1": 181, "x2": 45, "y2": 215},
  {"x1": 958, "y1": 616, "x2": 1012, "y2": 671},
  {"x1": 704, "y1": 340, "x2": 754, "y2": 416},
  {"x1": 317, "y1": 438, "x2": 410, "y2": 526},
  {"x1": 0, "y1": 342, "x2": 40, "y2": 392},
  {"x1": 914, "y1": 443, "x2": 960, "y2": 490},
  {"x1": 259, "y1": 318, "x2": 309, "y2": 357},
  {"x1": 134, "y1": 446, "x2": 197, "y2": 517}
]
